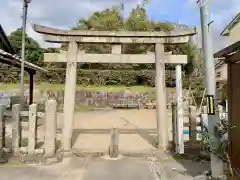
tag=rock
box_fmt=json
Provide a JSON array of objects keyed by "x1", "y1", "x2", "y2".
[
  {"x1": 193, "y1": 174, "x2": 207, "y2": 180},
  {"x1": 218, "y1": 175, "x2": 227, "y2": 180},
  {"x1": 34, "y1": 149, "x2": 44, "y2": 155},
  {"x1": 193, "y1": 171, "x2": 211, "y2": 180}
]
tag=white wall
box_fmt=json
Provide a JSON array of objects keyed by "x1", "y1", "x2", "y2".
[
  {"x1": 215, "y1": 22, "x2": 240, "y2": 82},
  {"x1": 229, "y1": 23, "x2": 240, "y2": 45}
]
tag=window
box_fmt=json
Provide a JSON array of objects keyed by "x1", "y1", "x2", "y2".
[{"x1": 216, "y1": 71, "x2": 221, "y2": 77}]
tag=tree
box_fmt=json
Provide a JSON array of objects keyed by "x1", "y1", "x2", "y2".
[
  {"x1": 37, "y1": 47, "x2": 60, "y2": 67},
  {"x1": 125, "y1": 5, "x2": 151, "y2": 31},
  {"x1": 8, "y1": 28, "x2": 42, "y2": 64},
  {"x1": 43, "y1": 1, "x2": 197, "y2": 87}
]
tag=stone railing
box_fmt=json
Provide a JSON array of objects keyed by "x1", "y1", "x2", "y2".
[{"x1": 0, "y1": 100, "x2": 57, "y2": 158}]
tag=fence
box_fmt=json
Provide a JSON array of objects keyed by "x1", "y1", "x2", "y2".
[
  {"x1": 172, "y1": 103, "x2": 227, "y2": 153},
  {"x1": 0, "y1": 100, "x2": 58, "y2": 157}
]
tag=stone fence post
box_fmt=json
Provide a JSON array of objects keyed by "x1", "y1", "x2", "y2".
[
  {"x1": 44, "y1": 100, "x2": 57, "y2": 157},
  {"x1": 12, "y1": 104, "x2": 21, "y2": 154},
  {"x1": 171, "y1": 102, "x2": 177, "y2": 152},
  {"x1": 202, "y1": 106, "x2": 208, "y2": 114},
  {"x1": 218, "y1": 105, "x2": 224, "y2": 113},
  {"x1": 189, "y1": 106, "x2": 197, "y2": 143},
  {"x1": 28, "y1": 104, "x2": 37, "y2": 154},
  {"x1": 0, "y1": 105, "x2": 5, "y2": 149}
]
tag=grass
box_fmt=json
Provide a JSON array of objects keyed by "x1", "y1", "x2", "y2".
[
  {"x1": 74, "y1": 105, "x2": 95, "y2": 111},
  {"x1": 40, "y1": 83, "x2": 155, "y2": 92},
  {"x1": 0, "y1": 84, "x2": 20, "y2": 90},
  {"x1": 0, "y1": 83, "x2": 176, "y2": 93}
]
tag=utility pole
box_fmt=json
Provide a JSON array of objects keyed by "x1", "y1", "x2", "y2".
[
  {"x1": 197, "y1": 0, "x2": 224, "y2": 178},
  {"x1": 20, "y1": 0, "x2": 32, "y2": 108}
]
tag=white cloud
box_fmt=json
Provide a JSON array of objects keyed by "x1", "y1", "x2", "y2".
[
  {"x1": 0, "y1": 0, "x2": 138, "y2": 48},
  {"x1": 185, "y1": 0, "x2": 240, "y2": 52},
  {"x1": 1, "y1": 0, "x2": 239, "y2": 52}
]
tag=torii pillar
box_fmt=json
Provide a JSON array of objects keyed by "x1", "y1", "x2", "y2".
[
  {"x1": 62, "y1": 42, "x2": 78, "y2": 150},
  {"x1": 155, "y1": 43, "x2": 168, "y2": 149}
]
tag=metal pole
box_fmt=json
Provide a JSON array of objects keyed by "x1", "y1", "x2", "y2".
[
  {"x1": 198, "y1": 0, "x2": 224, "y2": 177},
  {"x1": 20, "y1": 1, "x2": 28, "y2": 108},
  {"x1": 176, "y1": 65, "x2": 184, "y2": 154}
]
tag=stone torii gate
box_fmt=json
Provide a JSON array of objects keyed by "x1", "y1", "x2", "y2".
[{"x1": 33, "y1": 24, "x2": 196, "y2": 152}]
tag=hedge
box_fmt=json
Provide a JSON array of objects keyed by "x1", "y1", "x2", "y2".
[
  {"x1": 42, "y1": 69, "x2": 189, "y2": 87},
  {"x1": 1, "y1": 67, "x2": 190, "y2": 88}
]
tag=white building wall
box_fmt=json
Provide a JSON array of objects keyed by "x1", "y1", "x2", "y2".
[
  {"x1": 215, "y1": 21, "x2": 240, "y2": 83},
  {"x1": 229, "y1": 23, "x2": 240, "y2": 45}
]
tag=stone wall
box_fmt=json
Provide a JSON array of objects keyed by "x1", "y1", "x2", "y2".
[
  {"x1": 1, "y1": 88, "x2": 192, "y2": 111},
  {"x1": 35, "y1": 89, "x2": 180, "y2": 111}
]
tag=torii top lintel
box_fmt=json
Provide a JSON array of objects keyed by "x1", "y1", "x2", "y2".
[{"x1": 32, "y1": 24, "x2": 197, "y2": 44}]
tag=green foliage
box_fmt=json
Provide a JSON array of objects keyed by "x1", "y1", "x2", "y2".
[
  {"x1": 200, "y1": 118, "x2": 234, "y2": 178},
  {"x1": 8, "y1": 28, "x2": 42, "y2": 64},
  {"x1": 125, "y1": 5, "x2": 151, "y2": 31},
  {"x1": 3, "y1": 0, "x2": 197, "y2": 88},
  {"x1": 79, "y1": 6, "x2": 124, "y2": 31},
  {"x1": 37, "y1": 47, "x2": 61, "y2": 67},
  {"x1": 0, "y1": 67, "x2": 20, "y2": 83},
  {"x1": 42, "y1": 68, "x2": 186, "y2": 88}
]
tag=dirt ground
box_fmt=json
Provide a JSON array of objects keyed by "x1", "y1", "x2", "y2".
[
  {"x1": 3, "y1": 109, "x2": 209, "y2": 180},
  {"x1": 37, "y1": 108, "x2": 189, "y2": 154},
  {"x1": 0, "y1": 155, "x2": 209, "y2": 180},
  {"x1": 6, "y1": 108, "x2": 191, "y2": 154},
  {"x1": 57, "y1": 109, "x2": 173, "y2": 154}
]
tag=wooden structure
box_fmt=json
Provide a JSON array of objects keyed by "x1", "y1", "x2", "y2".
[
  {"x1": 33, "y1": 24, "x2": 196, "y2": 152},
  {"x1": 0, "y1": 25, "x2": 47, "y2": 104},
  {"x1": 214, "y1": 40, "x2": 240, "y2": 171}
]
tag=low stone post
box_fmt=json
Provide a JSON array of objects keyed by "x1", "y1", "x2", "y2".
[
  {"x1": 218, "y1": 105, "x2": 223, "y2": 113},
  {"x1": 189, "y1": 106, "x2": 197, "y2": 143},
  {"x1": 12, "y1": 104, "x2": 21, "y2": 153},
  {"x1": 0, "y1": 105, "x2": 6, "y2": 148},
  {"x1": 28, "y1": 104, "x2": 37, "y2": 154},
  {"x1": 202, "y1": 106, "x2": 208, "y2": 113},
  {"x1": 171, "y1": 102, "x2": 177, "y2": 152},
  {"x1": 108, "y1": 128, "x2": 119, "y2": 158},
  {"x1": 44, "y1": 100, "x2": 57, "y2": 157},
  {"x1": 0, "y1": 104, "x2": 7, "y2": 163},
  {"x1": 218, "y1": 105, "x2": 224, "y2": 119}
]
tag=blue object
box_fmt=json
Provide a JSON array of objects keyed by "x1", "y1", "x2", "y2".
[{"x1": 183, "y1": 130, "x2": 189, "y2": 134}]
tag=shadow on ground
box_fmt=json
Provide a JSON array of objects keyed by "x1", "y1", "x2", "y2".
[
  {"x1": 170, "y1": 141, "x2": 210, "y2": 177},
  {"x1": 71, "y1": 128, "x2": 157, "y2": 148}
]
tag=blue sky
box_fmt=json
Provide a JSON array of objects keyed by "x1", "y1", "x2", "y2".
[
  {"x1": 146, "y1": 0, "x2": 198, "y2": 25},
  {"x1": 0, "y1": 0, "x2": 239, "y2": 51}
]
